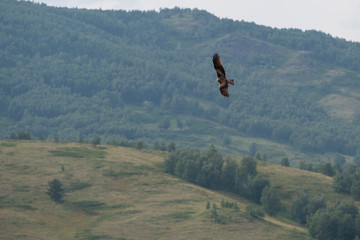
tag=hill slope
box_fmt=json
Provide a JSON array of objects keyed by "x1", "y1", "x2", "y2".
[
  {"x1": 1, "y1": 0, "x2": 360, "y2": 162},
  {"x1": 0, "y1": 140, "x2": 316, "y2": 240}
]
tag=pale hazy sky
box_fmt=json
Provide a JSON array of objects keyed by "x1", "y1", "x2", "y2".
[{"x1": 35, "y1": 0, "x2": 360, "y2": 43}]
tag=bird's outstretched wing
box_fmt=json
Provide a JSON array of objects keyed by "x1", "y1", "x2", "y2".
[{"x1": 212, "y1": 53, "x2": 226, "y2": 78}]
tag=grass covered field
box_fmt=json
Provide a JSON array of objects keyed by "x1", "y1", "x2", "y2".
[{"x1": 0, "y1": 140, "x2": 329, "y2": 239}]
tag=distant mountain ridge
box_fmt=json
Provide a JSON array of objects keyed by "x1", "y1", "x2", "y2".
[{"x1": 1, "y1": 0, "x2": 360, "y2": 161}]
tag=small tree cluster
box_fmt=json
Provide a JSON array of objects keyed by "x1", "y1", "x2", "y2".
[
  {"x1": 206, "y1": 201, "x2": 239, "y2": 224},
  {"x1": 245, "y1": 205, "x2": 265, "y2": 220},
  {"x1": 164, "y1": 145, "x2": 223, "y2": 189},
  {"x1": 254, "y1": 152, "x2": 267, "y2": 161},
  {"x1": 152, "y1": 141, "x2": 176, "y2": 152},
  {"x1": 165, "y1": 146, "x2": 273, "y2": 209},
  {"x1": 152, "y1": 141, "x2": 167, "y2": 151},
  {"x1": 220, "y1": 199, "x2": 239, "y2": 210},
  {"x1": 299, "y1": 160, "x2": 314, "y2": 172},
  {"x1": 107, "y1": 138, "x2": 147, "y2": 150},
  {"x1": 210, "y1": 205, "x2": 224, "y2": 224},
  {"x1": 10, "y1": 131, "x2": 32, "y2": 140}
]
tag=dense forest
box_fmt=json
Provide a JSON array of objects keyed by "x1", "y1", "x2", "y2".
[{"x1": 1, "y1": 0, "x2": 360, "y2": 161}]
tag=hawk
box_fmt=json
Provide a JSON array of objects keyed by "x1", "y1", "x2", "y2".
[{"x1": 212, "y1": 53, "x2": 234, "y2": 97}]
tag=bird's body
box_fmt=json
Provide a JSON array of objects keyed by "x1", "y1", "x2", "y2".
[{"x1": 212, "y1": 53, "x2": 234, "y2": 97}]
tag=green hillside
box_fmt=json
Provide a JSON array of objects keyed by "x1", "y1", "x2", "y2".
[
  {"x1": 1, "y1": 0, "x2": 360, "y2": 165},
  {"x1": 0, "y1": 140, "x2": 316, "y2": 239}
]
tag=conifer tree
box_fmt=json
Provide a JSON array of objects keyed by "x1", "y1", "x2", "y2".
[{"x1": 47, "y1": 178, "x2": 65, "y2": 203}]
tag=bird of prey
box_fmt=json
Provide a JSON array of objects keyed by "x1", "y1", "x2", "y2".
[{"x1": 212, "y1": 53, "x2": 234, "y2": 97}]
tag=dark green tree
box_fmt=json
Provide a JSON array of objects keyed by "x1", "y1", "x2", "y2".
[
  {"x1": 337, "y1": 214, "x2": 357, "y2": 240},
  {"x1": 197, "y1": 145, "x2": 223, "y2": 188},
  {"x1": 254, "y1": 152, "x2": 262, "y2": 160},
  {"x1": 299, "y1": 160, "x2": 313, "y2": 171},
  {"x1": 248, "y1": 175, "x2": 270, "y2": 203},
  {"x1": 164, "y1": 151, "x2": 178, "y2": 174},
  {"x1": 317, "y1": 162, "x2": 335, "y2": 177},
  {"x1": 221, "y1": 199, "x2": 225, "y2": 208},
  {"x1": 239, "y1": 156, "x2": 257, "y2": 179},
  {"x1": 249, "y1": 143, "x2": 257, "y2": 157},
  {"x1": 221, "y1": 158, "x2": 238, "y2": 191},
  {"x1": 90, "y1": 135, "x2": 101, "y2": 146},
  {"x1": 136, "y1": 141, "x2": 145, "y2": 150},
  {"x1": 167, "y1": 142, "x2": 176, "y2": 152},
  {"x1": 10, "y1": 132, "x2": 17, "y2": 139},
  {"x1": 354, "y1": 148, "x2": 360, "y2": 167},
  {"x1": 79, "y1": 137, "x2": 87, "y2": 144},
  {"x1": 290, "y1": 192, "x2": 326, "y2": 225},
  {"x1": 350, "y1": 180, "x2": 360, "y2": 201},
  {"x1": 261, "y1": 186, "x2": 281, "y2": 216},
  {"x1": 158, "y1": 117, "x2": 171, "y2": 129},
  {"x1": 237, "y1": 156, "x2": 258, "y2": 196},
  {"x1": 223, "y1": 136, "x2": 231, "y2": 146},
  {"x1": 308, "y1": 209, "x2": 338, "y2": 240},
  {"x1": 355, "y1": 214, "x2": 360, "y2": 237},
  {"x1": 280, "y1": 157, "x2": 290, "y2": 167},
  {"x1": 17, "y1": 131, "x2": 31, "y2": 140},
  {"x1": 333, "y1": 171, "x2": 353, "y2": 194},
  {"x1": 53, "y1": 134, "x2": 59, "y2": 142},
  {"x1": 206, "y1": 200, "x2": 210, "y2": 209},
  {"x1": 241, "y1": 156, "x2": 257, "y2": 176},
  {"x1": 176, "y1": 118, "x2": 183, "y2": 129},
  {"x1": 307, "y1": 195, "x2": 326, "y2": 217},
  {"x1": 183, "y1": 159, "x2": 198, "y2": 183},
  {"x1": 47, "y1": 178, "x2": 65, "y2": 203},
  {"x1": 153, "y1": 141, "x2": 160, "y2": 150},
  {"x1": 334, "y1": 155, "x2": 346, "y2": 167},
  {"x1": 290, "y1": 192, "x2": 309, "y2": 224}
]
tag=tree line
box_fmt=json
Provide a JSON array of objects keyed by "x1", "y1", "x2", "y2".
[{"x1": 164, "y1": 146, "x2": 281, "y2": 215}]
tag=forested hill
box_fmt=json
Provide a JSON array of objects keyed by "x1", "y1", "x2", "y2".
[{"x1": 1, "y1": 0, "x2": 360, "y2": 160}]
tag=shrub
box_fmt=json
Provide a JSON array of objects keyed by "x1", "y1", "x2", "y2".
[{"x1": 91, "y1": 135, "x2": 101, "y2": 146}]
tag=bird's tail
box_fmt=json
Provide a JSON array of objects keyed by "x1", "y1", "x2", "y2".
[{"x1": 227, "y1": 79, "x2": 234, "y2": 85}]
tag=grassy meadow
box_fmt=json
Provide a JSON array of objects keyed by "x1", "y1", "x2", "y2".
[{"x1": 0, "y1": 140, "x2": 345, "y2": 239}]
